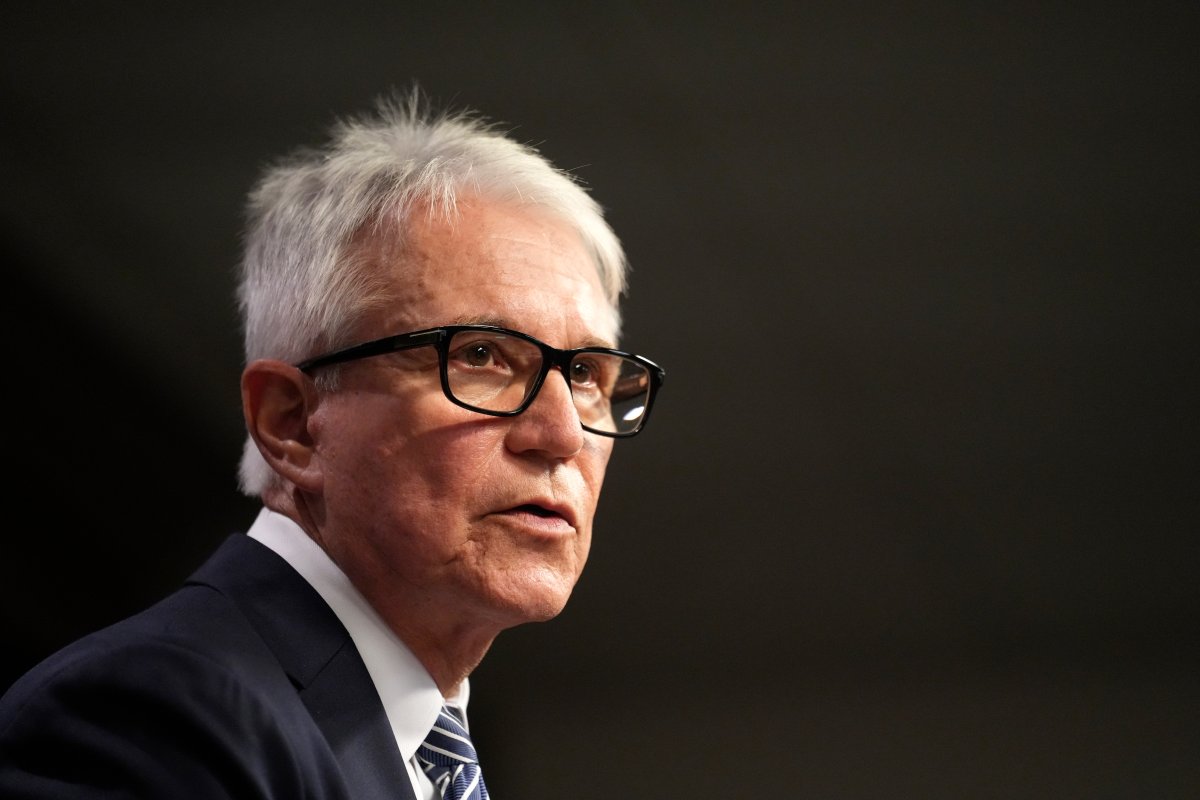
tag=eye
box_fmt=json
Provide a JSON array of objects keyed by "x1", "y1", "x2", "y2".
[
  {"x1": 461, "y1": 342, "x2": 497, "y2": 368},
  {"x1": 569, "y1": 359, "x2": 595, "y2": 385},
  {"x1": 449, "y1": 335, "x2": 515, "y2": 371},
  {"x1": 571, "y1": 356, "x2": 620, "y2": 395}
]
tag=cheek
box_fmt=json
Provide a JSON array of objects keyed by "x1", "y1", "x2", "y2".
[
  {"x1": 319, "y1": 382, "x2": 465, "y2": 464},
  {"x1": 578, "y1": 440, "x2": 614, "y2": 516},
  {"x1": 590, "y1": 438, "x2": 615, "y2": 484},
  {"x1": 314, "y1": 392, "x2": 436, "y2": 514},
  {"x1": 326, "y1": 428, "x2": 494, "y2": 578}
]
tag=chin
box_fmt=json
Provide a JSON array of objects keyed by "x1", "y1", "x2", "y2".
[{"x1": 489, "y1": 574, "x2": 577, "y2": 626}]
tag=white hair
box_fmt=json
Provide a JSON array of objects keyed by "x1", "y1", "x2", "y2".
[{"x1": 236, "y1": 88, "x2": 628, "y2": 496}]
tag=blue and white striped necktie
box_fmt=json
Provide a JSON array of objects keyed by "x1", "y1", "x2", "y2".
[{"x1": 417, "y1": 705, "x2": 490, "y2": 800}]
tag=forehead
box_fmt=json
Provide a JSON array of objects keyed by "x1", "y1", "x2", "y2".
[{"x1": 369, "y1": 198, "x2": 619, "y2": 345}]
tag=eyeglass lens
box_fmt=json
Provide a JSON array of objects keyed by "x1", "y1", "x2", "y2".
[{"x1": 445, "y1": 329, "x2": 651, "y2": 435}]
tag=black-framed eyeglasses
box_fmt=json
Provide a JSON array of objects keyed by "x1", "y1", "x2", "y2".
[{"x1": 295, "y1": 325, "x2": 665, "y2": 438}]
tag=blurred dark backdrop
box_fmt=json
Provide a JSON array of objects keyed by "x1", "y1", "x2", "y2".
[{"x1": 3, "y1": 3, "x2": 1197, "y2": 797}]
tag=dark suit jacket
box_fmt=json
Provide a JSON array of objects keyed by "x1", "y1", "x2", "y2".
[{"x1": 0, "y1": 534, "x2": 416, "y2": 799}]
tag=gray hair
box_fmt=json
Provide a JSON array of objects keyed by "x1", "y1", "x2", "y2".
[{"x1": 236, "y1": 89, "x2": 628, "y2": 496}]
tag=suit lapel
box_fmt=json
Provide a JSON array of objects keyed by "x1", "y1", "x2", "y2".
[
  {"x1": 299, "y1": 641, "x2": 417, "y2": 800},
  {"x1": 188, "y1": 534, "x2": 416, "y2": 800}
]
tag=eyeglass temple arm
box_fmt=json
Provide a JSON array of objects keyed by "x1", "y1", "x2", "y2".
[{"x1": 295, "y1": 330, "x2": 443, "y2": 372}]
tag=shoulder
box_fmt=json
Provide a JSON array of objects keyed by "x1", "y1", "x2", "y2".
[
  {"x1": 0, "y1": 584, "x2": 348, "y2": 799},
  {"x1": 4, "y1": 582, "x2": 288, "y2": 717}
]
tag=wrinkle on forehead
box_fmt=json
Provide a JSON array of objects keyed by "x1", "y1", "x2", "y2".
[{"x1": 356, "y1": 198, "x2": 619, "y2": 345}]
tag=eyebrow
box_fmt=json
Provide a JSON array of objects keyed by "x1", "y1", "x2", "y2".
[{"x1": 455, "y1": 315, "x2": 616, "y2": 350}]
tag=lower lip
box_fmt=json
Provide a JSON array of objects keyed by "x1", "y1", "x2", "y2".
[{"x1": 494, "y1": 509, "x2": 575, "y2": 535}]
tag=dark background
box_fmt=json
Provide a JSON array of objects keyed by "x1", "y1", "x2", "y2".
[{"x1": 3, "y1": 3, "x2": 1197, "y2": 797}]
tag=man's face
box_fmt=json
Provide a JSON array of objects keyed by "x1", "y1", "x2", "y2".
[{"x1": 308, "y1": 198, "x2": 617, "y2": 640}]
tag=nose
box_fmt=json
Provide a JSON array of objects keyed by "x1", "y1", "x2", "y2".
[{"x1": 504, "y1": 367, "x2": 585, "y2": 459}]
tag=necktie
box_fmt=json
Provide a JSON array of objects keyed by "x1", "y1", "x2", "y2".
[{"x1": 417, "y1": 706, "x2": 490, "y2": 800}]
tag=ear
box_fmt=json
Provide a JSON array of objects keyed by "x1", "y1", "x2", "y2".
[{"x1": 241, "y1": 359, "x2": 324, "y2": 493}]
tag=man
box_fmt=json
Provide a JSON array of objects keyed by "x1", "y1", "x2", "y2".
[{"x1": 0, "y1": 91, "x2": 664, "y2": 799}]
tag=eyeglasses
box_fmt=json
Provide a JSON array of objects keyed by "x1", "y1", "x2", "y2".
[{"x1": 295, "y1": 325, "x2": 665, "y2": 437}]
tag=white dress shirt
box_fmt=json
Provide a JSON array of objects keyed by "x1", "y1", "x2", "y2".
[{"x1": 248, "y1": 507, "x2": 469, "y2": 800}]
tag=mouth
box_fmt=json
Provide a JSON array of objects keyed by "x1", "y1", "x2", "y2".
[
  {"x1": 496, "y1": 500, "x2": 576, "y2": 529},
  {"x1": 515, "y1": 503, "x2": 558, "y2": 518}
]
